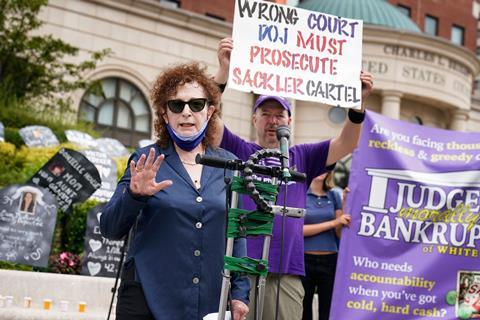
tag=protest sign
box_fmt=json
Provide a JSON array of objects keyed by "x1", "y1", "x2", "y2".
[
  {"x1": 82, "y1": 204, "x2": 125, "y2": 277},
  {"x1": 19, "y1": 125, "x2": 59, "y2": 147},
  {"x1": 0, "y1": 184, "x2": 57, "y2": 267},
  {"x1": 28, "y1": 148, "x2": 101, "y2": 212},
  {"x1": 331, "y1": 111, "x2": 480, "y2": 319},
  {"x1": 81, "y1": 149, "x2": 117, "y2": 202},
  {"x1": 65, "y1": 130, "x2": 98, "y2": 148},
  {"x1": 229, "y1": 0, "x2": 363, "y2": 108},
  {"x1": 95, "y1": 137, "x2": 129, "y2": 157}
]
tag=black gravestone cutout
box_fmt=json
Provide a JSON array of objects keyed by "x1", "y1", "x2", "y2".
[
  {"x1": 0, "y1": 184, "x2": 57, "y2": 267},
  {"x1": 19, "y1": 125, "x2": 59, "y2": 148},
  {"x1": 81, "y1": 150, "x2": 117, "y2": 202},
  {"x1": 65, "y1": 130, "x2": 98, "y2": 149},
  {"x1": 29, "y1": 148, "x2": 101, "y2": 212},
  {"x1": 0, "y1": 121, "x2": 4, "y2": 142},
  {"x1": 95, "y1": 138, "x2": 129, "y2": 157},
  {"x1": 82, "y1": 204, "x2": 125, "y2": 277}
]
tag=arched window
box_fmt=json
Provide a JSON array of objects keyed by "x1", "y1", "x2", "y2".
[{"x1": 79, "y1": 78, "x2": 151, "y2": 147}]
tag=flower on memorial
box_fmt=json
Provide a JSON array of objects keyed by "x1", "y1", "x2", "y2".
[{"x1": 50, "y1": 251, "x2": 82, "y2": 274}]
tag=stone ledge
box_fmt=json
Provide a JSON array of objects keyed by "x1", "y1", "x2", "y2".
[
  {"x1": 0, "y1": 269, "x2": 116, "y2": 319},
  {"x1": 0, "y1": 308, "x2": 109, "y2": 320}
]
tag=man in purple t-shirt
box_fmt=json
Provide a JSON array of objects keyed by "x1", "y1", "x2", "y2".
[{"x1": 212, "y1": 38, "x2": 374, "y2": 320}]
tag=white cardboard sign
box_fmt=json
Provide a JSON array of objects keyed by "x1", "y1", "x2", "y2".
[{"x1": 229, "y1": 0, "x2": 364, "y2": 108}]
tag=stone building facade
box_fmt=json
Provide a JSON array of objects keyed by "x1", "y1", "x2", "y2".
[{"x1": 39, "y1": 0, "x2": 480, "y2": 151}]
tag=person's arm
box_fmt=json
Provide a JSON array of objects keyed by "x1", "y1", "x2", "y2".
[
  {"x1": 326, "y1": 71, "x2": 374, "y2": 166},
  {"x1": 336, "y1": 187, "x2": 352, "y2": 238},
  {"x1": 334, "y1": 209, "x2": 351, "y2": 238},
  {"x1": 303, "y1": 214, "x2": 349, "y2": 237},
  {"x1": 100, "y1": 148, "x2": 172, "y2": 239},
  {"x1": 214, "y1": 37, "x2": 232, "y2": 87},
  {"x1": 210, "y1": 38, "x2": 234, "y2": 147}
]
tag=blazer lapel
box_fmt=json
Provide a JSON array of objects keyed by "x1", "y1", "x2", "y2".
[
  {"x1": 162, "y1": 142, "x2": 197, "y2": 191},
  {"x1": 199, "y1": 147, "x2": 216, "y2": 190}
]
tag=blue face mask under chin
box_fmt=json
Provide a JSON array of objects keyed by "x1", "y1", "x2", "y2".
[{"x1": 166, "y1": 120, "x2": 209, "y2": 151}]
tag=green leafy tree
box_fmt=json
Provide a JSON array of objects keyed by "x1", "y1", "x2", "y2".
[{"x1": 0, "y1": 0, "x2": 109, "y2": 122}]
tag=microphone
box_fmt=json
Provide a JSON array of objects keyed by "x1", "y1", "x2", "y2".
[
  {"x1": 196, "y1": 154, "x2": 307, "y2": 182},
  {"x1": 276, "y1": 125, "x2": 291, "y2": 179}
]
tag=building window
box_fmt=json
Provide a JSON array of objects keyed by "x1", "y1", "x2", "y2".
[
  {"x1": 397, "y1": 5, "x2": 411, "y2": 18},
  {"x1": 328, "y1": 106, "x2": 346, "y2": 124},
  {"x1": 79, "y1": 78, "x2": 151, "y2": 147},
  {"x1": 205, "y1": 13, "x2": 226, "y2": 21},
  {"x1": 451, "y1": 25, "x2": 465, "y2": 46},
  {"x1": 159, "y1": 0, "x2": 179, "y2": 8},
  {"x1": 424, "y1": 15, "x2": 438, "y2": 36},
  {"x1": 474, "y1": 79, "x2": 480, "y2": 93}
]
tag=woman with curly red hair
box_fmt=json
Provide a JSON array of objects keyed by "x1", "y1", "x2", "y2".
[{"x1": 101, "y1": 62, "x2": 249, "y2": 320}]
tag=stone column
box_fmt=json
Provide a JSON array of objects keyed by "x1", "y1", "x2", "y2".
[
  {"x1": 381, "y1": 90, "x2": 403, "y2": 120},
  {"x1": 449, "y1": 109, "x2": 469, "y2": 131}
]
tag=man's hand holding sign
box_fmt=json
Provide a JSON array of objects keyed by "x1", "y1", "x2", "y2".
[
  {"x1": 214, "y1": 39, "x2": 373, "y2": 166},
  {"x1": 221, "y1": 0, "x2": 372, "y2": 110}
]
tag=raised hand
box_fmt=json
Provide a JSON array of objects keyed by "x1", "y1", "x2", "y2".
[
  {"x1": 129, "y1": 147, "x2": 172, "y2": 197},
  {"x1": 214, "y1": 37, "x2": 234, "y2": 85},
  {"x1": 360, "y1": 71, "x2": 374, "y2": 104},
  {"x1": 218, "y1": 38, "x2": 233, "y2": 70}
]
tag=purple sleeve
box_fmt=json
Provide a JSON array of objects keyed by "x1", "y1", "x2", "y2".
[
  {"x1": 222, "y1": 126, "x2": 330, "y2": 185},
  {"x1": 220, "y1": 126, "x2": 258, "y2": 161},
  {"x1": 292, "y1": 140, "x2": 331, "y2": 186}
]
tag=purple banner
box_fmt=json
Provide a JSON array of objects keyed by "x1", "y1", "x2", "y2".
[{"x1": 331, "y1": 111, "x2": 480, "y2": 320}]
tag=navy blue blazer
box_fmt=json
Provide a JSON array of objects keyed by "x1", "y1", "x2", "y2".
[{"x1": 100, "y1": 142, "x2": 249, "y2": 320}]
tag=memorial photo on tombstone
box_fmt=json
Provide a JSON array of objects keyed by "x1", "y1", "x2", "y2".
[
  {"x1": 19, "y1": 191, "x2": 37, "y2": 214},
  {"x1": 48, "y1": 163, "x2": 65, "y2": 177},
  {"x1": 0, "y1": 184, "x2": 57, "y2": 267}
]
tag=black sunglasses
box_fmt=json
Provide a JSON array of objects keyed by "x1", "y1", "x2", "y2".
[{"x1": 166, "y1": 98, "x2": 208, "y2": 113}]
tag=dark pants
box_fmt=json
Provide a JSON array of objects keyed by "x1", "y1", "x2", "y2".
[
  {"x1": 301, "y1": 253, "x2": 338, "y2": 320},
  {"x1": 116, "y1": 261, "x2": 155, "y2": 320}
]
